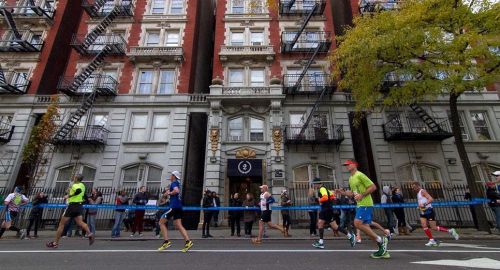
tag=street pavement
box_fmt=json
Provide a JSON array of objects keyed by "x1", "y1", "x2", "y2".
[{"x1": 0, "y1": 236, "x2": 499, "y2": 270}]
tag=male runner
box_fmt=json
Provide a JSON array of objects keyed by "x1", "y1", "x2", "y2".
[
  {"x1": 0, "y1": 186, "x2": 28, "y2": 239},
  {"x1": 46, "y1": 174, "x2": 94, "y2": 248},
  {"x1": 411, "y1": 181, "x2": 459, "y2": 246},
  {"x1": 157, "y1": 171, "x2": 194, "y2": 252},
  {"x1": 312, "y1": 178, "x2": 356, "y2": 249},
  {"x1": 339, "y1": 160, "x2": 389, "y2": 259},
  {"x1": 252, "y1": 185, "x2": 285, "y2": 244}
]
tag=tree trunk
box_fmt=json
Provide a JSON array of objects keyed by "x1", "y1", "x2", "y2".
[{"x1": 449, "y1": 92, "x2": 491, "y2": 233}]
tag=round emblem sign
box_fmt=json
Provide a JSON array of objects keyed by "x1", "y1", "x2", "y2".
[{"x1": 237, "y1": 160, "x2": 252, "y2": 175}]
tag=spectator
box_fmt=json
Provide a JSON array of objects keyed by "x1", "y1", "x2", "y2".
[
  {"x1": 131, "y1": 186, "x2": 148, "y2": 237},
  {"x1": 229, "y1": 193, "x2": 243, "y2": 237},
  {"x1": 380, "y1": 185, "x2": 395, "y2": 236},
  {"x1": 280, "y1": 190, "x2": 292, "y2": 237},
  {"x1": 111, "y1": 190, "x2": 129, "y2": 238},
  {"x1": 339, "y1": 188, "x2": 356, "y2": 233},
  {"x1": 392, "y1": 187, "x2": 409, "y2": 235},
  {"x1": 487, "y1": 171, "x2": 500, "y2": 233},
  {"x1": 243, "y1": 193, "x2": 256, "y2": 238},
  {"x1": 155, "y1": 191, "x2": 169, "y2": 238},
  {"x1": 26, "y1": 191, "x2": 48, "y2": 239},
  {"x1": 202, "y1": 190, "x2": 214, "y2": 238},
  {"x1": 211, "y1": 191, "x2": 220, "y2": 227},
  {"x1": 87, "y1": 188, "x2": 103, "y2": 235},
  {"x1": 307, "y1": 188, "x2": 318, "y2": 237},
  {"x1": 123, "y1": 198, "x2": 135, "y2": 233}
]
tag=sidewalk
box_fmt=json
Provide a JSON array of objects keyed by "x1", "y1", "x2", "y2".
[{"x1": 10, "y1": 227, "x2": 500, "y2": 241}]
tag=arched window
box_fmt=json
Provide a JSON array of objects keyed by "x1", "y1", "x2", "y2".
[
  {"x1": 397, "y1": 163, "x2": 444, "y2": 199},
  {"x1": 55, "y1": 164, "x2": 96, "y2": 191},
  {"x1": 472, "y1": 163, "x2": 500, "y2": 183},
  {"x1": 122, "y1": 163, "x2": 163, "y2": 189},
  {"x1": 227, "y1": 115, "x2": 265, "y2": 142},
  {"x1": 292, "y1": 164, "x2": 335, "y2": 184}
]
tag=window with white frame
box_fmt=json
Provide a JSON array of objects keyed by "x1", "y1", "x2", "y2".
[
  {"x1": 397, "y1": 163, "x2": 444, "y2": 198},
  {"x1": 227, "y1": 115, "x2": 265, "y2": 142},
  {"x1": 230, "y1": 31, "x2": 244, "y2": 46},
  {"x1": 151, "y1": 0, "x2": 165, "y2": 14},
  {"x1": 229, "y1": 69, "x2": 244, "y2": 86},
  {"x1": 228, "y1": 117, "x2": 243, "y2": 141},
  {"x1": 0, "y1": 114, "x2": 14, "y2": 136},
  {"x1": 150, "y1": 0, "x2": 184, "y2": 14},
  {"x1": 250, "y1": 69, "x2": 265, "y2": 86},
  {"x1": 55, "y1": 164, "x2": 95, "y2": 191},
  {"x1": 122, "y1": 163, "x2": 163, "y2": 189},
  {"x1": 170, "y1": 0, "x2": 183, "y2": 14},
  {"x1": 249, "y1": 117, "x2": 264, "y2": 141},
  {"x1": 230, "y1": 0, "x2": 264, "y2": 14},
  {"x1": 292, "y1": 164, "x2": 335, "y2": 183},
  {"x1": 165, "y1": 31, "x2": 180, "y2": 47},
  {"x1": 228, "y1": 68, "x2": 267, "y2": 87},
  {"x1": 229, "y1": 29, "x2": 264, "y2": 46},
  {"x1": 470, "y1": 111, "x2": 493, "y2": 140},
  {"x1": 129, "y1": 112, "x2": 170, "y2": 142},
  {"x1": 250, "y1": 31, "x2": 264, "y2": 45},
  {"x1": 10, "y1": 70, "x2": 29, "y2": 90},
  {"x1": 472, "y1": 163, "x2": 500, "y2": 183},
  {"x1": 146, "y1": 31, "x2": 160, "y2": 46},
  {"x1": 448, "y1": 111, "x2": 470, "y2": 141},
  {"x1": 136, "y1": 69, "x2": 176, "y2": 94},
  {"x1": 231, "y1": 0, "x2": 244, "y2": 13}
]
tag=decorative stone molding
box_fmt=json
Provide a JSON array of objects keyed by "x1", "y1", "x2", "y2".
[
  {"x1": 209, "y1": 128, "x2": 220, "y2": 157},
  {"x1": 235, "y1": 147, "x2": 256, "y2": 159},
  {"x1": 272, "y1": 128, "x2": 282, "y2": 154}
]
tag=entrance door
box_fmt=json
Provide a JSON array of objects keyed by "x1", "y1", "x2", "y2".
[
  {"x1": 229, "y1": 176, "x2": 262, "y2": 200},
  {"x1": 227, "y1": 159, "x2": 264, "y2": 200}
]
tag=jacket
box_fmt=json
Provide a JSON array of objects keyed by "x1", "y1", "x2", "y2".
[
  {"x1": 30, "y1": 196, "x2": 48, "y2": 217},
  {"x1": 88, "y1": 194, "x2": 103, "y2": 215},
  {"x1": 487, "y1": 187, "x2": 500, "y2": 207},
  {"x1": 392, "y1": 193, "x2": 405, "y2": 204},
  {"x1": 229, "y1": 197, "x2": 243, "y2": 217},
  {"x1": 133, "y1": 192, "x2": 149, "y2": 206},
  {"x1": 243, "y1": 199, "x2": 256, "y2": 222},
  {"x1": 115, "y1": 195, "x2": 129, "y2": 212},
  {"x1": 280, "y1": 194, "x2": 292, "y2": 215},
  {"x1": 202, "y1": 195, "x2": 214, "y2": 208}
]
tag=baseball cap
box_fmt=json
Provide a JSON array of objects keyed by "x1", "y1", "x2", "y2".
[
  {"x1": 492, "y1": 171, "x2": 500, "y2": 177},
  {"x1": 170, "y1": 170, "x2": 181, "y2": 179},
  {"x1": 343, "y1": 159, "x2": 358, "y2": 166},
  {"x1": 259, "y1": 184, "x2": 268, "y2": 189}
]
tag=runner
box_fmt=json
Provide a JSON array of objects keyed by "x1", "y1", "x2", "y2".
[
  {"x1": 0, "y1": 186, "x2": 28, "y2": 239},
  {"x1": 46, "y1": 174, "x2": 94, "y2": 248},
  {"x1": 411, "y1": 181, "x2": 459, "y2": 247},
  {"x1": 339, "y1": 160, "x2": 390, "y2": 259},
  {"x1": 251, "y1": 185, "x2": 285, "y2": 244},
  {"x1": 157, "y1": 171, "x2": 194, "y2": 252},
  {"x1": 312, "y1": 178, "x2": 356, "y2": 249}
]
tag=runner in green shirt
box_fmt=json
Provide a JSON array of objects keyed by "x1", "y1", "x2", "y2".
[
  {"x1": 46, "y1": 174, "x2": 94, "y2": 248},
  {"x1": 338, "y1": 160, "x2": 390, "y2": 259}
]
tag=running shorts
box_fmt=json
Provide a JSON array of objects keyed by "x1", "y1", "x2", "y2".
[
  {"x1": 261, "y1": 210, "x2": 272, "y2": 222},
  {"x1": 63, "y1": 203, "x2": 84, "y2": 218},
  {"x1": 162, "y1": 208, "x2": 183, "y2": 220},
  {"x1": 355, "y1": 206, "x2": 373, "y2": 224},
  {"x1": 419, "y1": 208, "x2": 436, "y2": 221},
  {"x1": 5, "y1": 211, "x2": 18, "y2": 222},
  {"x1": 319, "y1": 208, "x2": 335, "y2": 223}
]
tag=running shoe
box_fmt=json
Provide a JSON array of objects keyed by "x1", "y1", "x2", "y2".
[
  {"x1": 158, "y1": 240, "x2": 172, "y2": 251},
  {"x1": 348, "y1": 232, "x2": 356, "y2": 248},
  {"x1": 425, "y1": 239, "x2": 439, "y2": 247},
  {"x1": 370, "y1": 250, "x2": 391, "y2": 259},
  {"x1": 19, "y1": 229, "x2": 26, "y2": 240},
  {"x1": 46, "y1": 241, "x2": 58, "y2": 249},
  {"x1": 312, "y1": 240, "x2": 325, "y2": 249},
  {"x1": 449, "y1": 228, "x2": 459, "y2": 240},
  {"x1": 381, "y1": 236, "x2": 389, "y2": 253},
  {"x1": 251, "y1": 238, "x2": 262, "y2": 244},
  {"x1": 181, "y1": 240, "x2": 194, "y2": 253},
  {"x1": 88, "y1": 233, "x2": 95, "y2": 246}
]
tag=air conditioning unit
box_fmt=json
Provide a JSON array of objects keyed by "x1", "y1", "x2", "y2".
[
  {"x1": 461, "y1": 133, "x2": 469, "y2": 141},
  {"x1": 252, "y1": 42, "x2": 262, "y2": 46},
  {"x1": 230, "y1": 136, "x2": 241, "y2": 141}
]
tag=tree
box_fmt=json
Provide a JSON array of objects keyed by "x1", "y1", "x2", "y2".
[{"x1": 333, "y1": 0, "x2": 499, "y2": 232}]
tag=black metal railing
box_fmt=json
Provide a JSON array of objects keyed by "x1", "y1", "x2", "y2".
[
  {"x1": 284, "y1": 124, "x2": 344, "y2": 145},
  {"x1": 282, "y1": 73, "x2": 335, "y2": 94},
  {"x1": 383, "y1": 116, "x2": 454, "y2": 141},
  {"x1": 1, "y1": 0, "x2": 55, "y2": 20},
  {"x1": 82, "y1": 0, "x2": 134, "y2": 18},
  {"x1": 57, "y1": 74, "x2": 118, "y2": 96},
  {"x1": 71, "y1": 34, "x2": 127, "y2": 55},
  {"x1": 281, "y1": 31, "x2": 331, "y2": 53},
  {"x1": 279, "y1": 0, "x2": 326, "y2": 16},
  {"x1": 359, "y1": 0, "x2": 401, "y2": 14},
  {"x1": 52, "y1": 125, "x2": 110, "y2": 145},
  {"x1": 0, "y1": 30, "x2": 43, "y2": 52},
  {"x1": 0, "y1": 71, "x2": 30, "y2": 94},
  {"x1": 0, "y1": 121, "x2": 14, "y2": 144}
]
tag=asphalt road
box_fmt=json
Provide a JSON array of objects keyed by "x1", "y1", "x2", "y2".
[{"x1": 0, "y1": 238, "x2": 499, "y2": 270}]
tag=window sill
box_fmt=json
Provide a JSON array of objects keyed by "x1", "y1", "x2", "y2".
[
  {"x1": 463, "y1": 140, "x2": 500, "y2": 144},
  {"x1": 222, "y1": 141, "x2": 269, "y2": 145},
  {"x1": 122, "y1": 141, "x2": 169, "y2": 145}
]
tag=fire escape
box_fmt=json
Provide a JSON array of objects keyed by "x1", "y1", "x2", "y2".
[
  {"x1": 0, "y1": 119, "x2": 14, "y2": 144},
  {"x1": 279, "y1": 0, "x2": 343, "y2": 146},
  {"x1": 0, "y1": 7, "x2": 43, "y2": 52},
  {"x1": 53, "y1": 1, "x2": 127, "y2": 145}
]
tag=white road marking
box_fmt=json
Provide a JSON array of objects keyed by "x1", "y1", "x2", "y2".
[
  {"x1": 439, "y1": 243, "x2": 500, "y2": 250},
  {"x1": 0, "y1": 249, "x2": 499, "y2": 254},
  {"x1": 412, "y1": 258, "x2": 500, "y2": 269}
]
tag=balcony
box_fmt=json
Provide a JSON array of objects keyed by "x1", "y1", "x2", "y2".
[
  {"x1": 281, "y1": 31, "x2": 331, "y2": 53},
  {"x1": 359, "y1": 0, "x2": 401, "y2": 14},
  {"x1": 283, "y1": 73, "x2": 335, "y2": 95},
  {"x1": 219, "y1": 45, "x2": 275, "y2": 62},
  {"x1": 71, "y1": 34, "x2": 126, "y2": 55},
  {"x1": 279, "y1": 0, "x2": 326, "y2": 16},
  {"x1": 0, "y1": 30, "x2": 43, "y2": 52},
  {"x1": 222, "y1": 86, "x2": 271, "y2": 95},
  {"x1": 128, "y1": 46, "x2": 184, "y2": 62},
  {"x1": 383, "y1": 116, "x2": 454, "y2": 141},
  {"x1": 0, "y1": 71, "x2": 30, "y2": 94},
  {"x1": 0, "y1": 121, "x2": 14, "y2": 144},
  {"x1": 0, "y1": 0, "x2": 55, "y2": 21},
  {"x1": 82, "y1": 0, "x2": 134, "y2": 18},
  {"x1": 52, "y1": 125, "x2": 109, "y2": 146},
  {"x1": 57, "y1": 74, "x2": 118, "y2": 96},
  {"x1": 284, "y1": 124, "x2": 344, "y2": 145}
]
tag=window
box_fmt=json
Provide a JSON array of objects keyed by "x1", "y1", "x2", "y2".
[
  {"x1": 250, "y1": 32, "x2": 264, "y2": 45},
  {"x1": 228, "y1": 117, "x2": 243, "y2": 141},
  {"x1": 397, "y1": 163, "x2": 444, "y2": 199},
  {"x1": 146, "y1": 32, "x2": 160, "y2": 46},
  {"x1": 231, "y1": 0, "x2": 264, "y2": 14},
  {"x1": 249, "y1": 117, "x2": 264, "y2": 141},
  {"x1": 292, "y1": 164, "x2": 336, "y2": 183},
  {"x1": 170, "y1": 0, "x2": 183, "y2": 14},
  {"x1": 229, "y1": 69, "x2": 244, "y2": 86},
  {"x1": 55, "y1": 165, "x2": 95, "y2": 191},
  {"x1": 232, "y1": 0, "x2": 244, "y2": 13},
  {"x1": 230, "y1": 32, "x2": 244, "y2": 46},
  {"x1": 472, "y1": 163, "x2": 500, "y2": 183},
  {"x1": 151, "y1": 0, "x2": 165, "y2": 14},
  {"x1": 470, "y1": 111, "x2": 492, "y2": 140},
  {"x1": 122, "y1": 163, "x2": 163, "y2": 189},
  {"x1": 136, "y1": 69, "x2": 176, "y2": 94},
  {"x1": 0, "y1": 114, "x2": 13, "y2": 136},
  {"x1": 0, "y1": 115, "x2": 13, "y2": 125},
  {"x1": 91, "y1": 114, "x2": 108, "y2": 127},
  {"x1": 165, "y1": 31, "x2": 180, "y2": 47},
  {"x1": 129, "y1": 112, "x2": 170, "y2": 142},
  {"x1": 250, "y1": 69, "x2": 265, "y2": 86},
  {"x1": 11, "y1": 71, "x2": 29, "y2": 90},
  {"x1": 30, "y1": 33, "x2": 42, "y2": 45},
  {"x1": 138, "y1": 70, "x2": 154, "y2": 94}
]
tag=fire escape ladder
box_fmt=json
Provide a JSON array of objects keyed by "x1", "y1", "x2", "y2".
[
  {"x1": 409, "y1": 104, "x2": 443, "y2": 133},
  {"x1": 68, "y1": 45, "x2": 112, "y2": 93},
  {"x1": 286, "y1": 0, "x2": 297, "y2": 10},
  {"x1": 89, "y1": 0, "x2": 109, "y2": 16},
  {"x1": 54, "y1": 91, "x2": 98, "y2": 141},
  {"x1": 288, "y1": 2, "x2": 318, "y2": 49},
  {"x1": 27, "y1": 0, "x2": 43, "y2": 16},
  {"x1": 292, "y1": 45, "x2": 321, "y2": 92},
  {"x1": 77, "y1": 5, "x2": 121, "y2": 53},
  {"x1": 0, "y1": 8, "x2": 22, "y2": 39},
  {"x1": 0, "y1": 64, "x2": 7, "y2": 85}
]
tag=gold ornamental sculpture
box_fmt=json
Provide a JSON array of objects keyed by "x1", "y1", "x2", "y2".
[
  {"x1": 236, "y1": 148, "x2": 256, "y2": 159},
  {"x1": 209, "y1": 128, "x2": 219, "y2": 156},
  {"x1": 272, "y1": 128, "x2": 282, "y2": 154}
]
